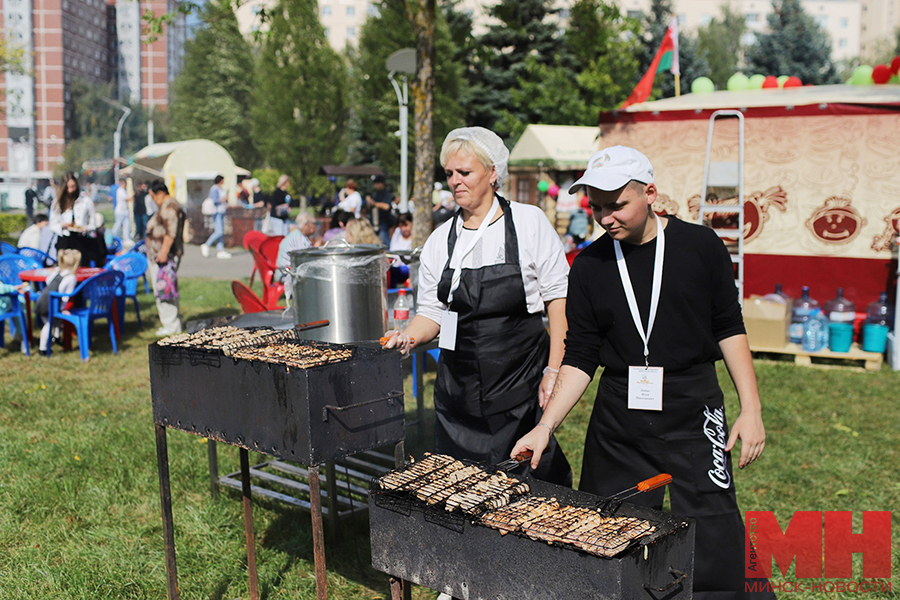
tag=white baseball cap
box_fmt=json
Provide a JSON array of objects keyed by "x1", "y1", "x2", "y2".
[{"x1": 568, "y1": 146, "x2": 654, "y2": 194}]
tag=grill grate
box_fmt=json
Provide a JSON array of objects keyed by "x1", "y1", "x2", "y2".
[{"x1": 478, "y1": 496, "x2": 657, "y2": 558}]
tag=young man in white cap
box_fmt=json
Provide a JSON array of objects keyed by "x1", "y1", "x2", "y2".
[{"x1": 512, "y1": 146, "x2": 773, "y2": 599}]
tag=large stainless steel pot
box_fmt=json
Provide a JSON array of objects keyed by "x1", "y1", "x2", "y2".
[{"x1": 289, "y1": 243, "x2": 387, "y2": 343}]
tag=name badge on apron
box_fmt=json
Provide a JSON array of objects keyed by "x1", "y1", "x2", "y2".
[
  {"x1": 439, "y1": 309, "x2": 458, "y2": 351},
  {"x1": 628, "y1": 366, "x2": 663, "y2": 411}
]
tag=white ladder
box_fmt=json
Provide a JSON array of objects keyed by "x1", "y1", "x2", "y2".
[{"x1": 698, "y1": 110, "x2": 745, "y2": 302}]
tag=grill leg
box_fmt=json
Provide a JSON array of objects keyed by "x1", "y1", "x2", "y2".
[
  {"x1": 240, "y1": 448, "x2": 260, "y2": 600},
  {"x1": 308, "y1": 464, "x2": 329, "y2": 600},
  {"x1": 207, "y1": 440, "x2": 219, "y2": 498},
  {"x1": 154, "y1": 424, "x2": 179, "y2": 600},
  {"x1": 389, "y1": 577, "x2": 411, "y2": 600}
]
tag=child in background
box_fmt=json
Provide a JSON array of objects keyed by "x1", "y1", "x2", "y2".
[{"x1": 36, "y1": 249, "x2": 81, "y2": 354}]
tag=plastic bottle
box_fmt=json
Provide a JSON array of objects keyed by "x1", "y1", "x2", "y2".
[
  {"x1": 761, "y1": 283, "x2": 791, "y2": 306},
  {"x1": 823, "y1": 287, "x2": 856, "y2": 323},
  {"x1": 802, "y1": 309, "x2": 828, "y2": 351},
  {"x1": 789, "y1": 286, "x2": 819, "y2": 344},
  {"x1": 865, "y1": 292, "x2": 895, "y2": 328},
  {"x1": 393, "y1": 289, "x2": 411, "y2": 331}
]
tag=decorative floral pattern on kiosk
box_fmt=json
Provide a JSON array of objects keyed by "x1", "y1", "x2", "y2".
[
  {"x1": 871, "y1": 207, "x2": 900, "y2": 252},
  {"x1": 687, "y1": 186, "x2": 788, "y2": 243},
  {"x1": 806, "y1": 197, "x2": 866, "y2": 245}
]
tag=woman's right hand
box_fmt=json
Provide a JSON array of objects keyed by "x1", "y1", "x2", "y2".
[
  {"x1": 382, "y1": 329, "x2": 413, "y2": 355},
  {"x1": 510, "y1": 425, "x2": 553, "y2": 471}
]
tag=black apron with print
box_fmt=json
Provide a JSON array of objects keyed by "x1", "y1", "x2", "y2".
[{"x1": 434, "y1": 196, "x2": 571, "y2": 486}]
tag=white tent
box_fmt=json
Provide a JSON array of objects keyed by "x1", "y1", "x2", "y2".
[
  {"x1": 125, "y1": 139, "x2": 243, "y2": 207},
  {"x1": 508, "y1": 124, "x2": 600, "y2": 170}
]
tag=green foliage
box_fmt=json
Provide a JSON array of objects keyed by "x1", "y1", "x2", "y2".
[
  {"x1": 169, "y1": 0, "x2": 260, "y2": 170},
  {"x1": 566, "y1": 0, "x2": 642, "y2": 112},
  {"x1": 744, "y1": 0, "x2": 840, "y2": 85},
  {"x1": 0, "y1": 213, "x2": 27, "y2": 242},
  {"x1": 252, "y1": 0, "x2": 350, "y2": 198},
  {"x1": 638, "y1": 0, "x2": 708, "y2": 98},
  {"x1": 0, "y1": 32, "x2": 27, "y2": 74},
  {"x1": 697, "y1": 4, "x2": 747, "y2": 89}
]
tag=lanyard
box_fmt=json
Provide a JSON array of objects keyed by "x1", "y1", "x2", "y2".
[
  {"x1": 446, "y1": 197, "x2": 500, "y2": 304},
  {"x1": 613, "y1": 217, "x2": 665, "y2": 366}
]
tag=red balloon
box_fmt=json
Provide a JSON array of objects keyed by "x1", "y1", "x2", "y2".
[
  {"x1": 891, "y1": 56, "x2": 900, "y2": 75},
  {"x1": 783, "y1": 76, "x2": 802, "y2": 88},
  {"x1": 762, "y1": 76, "x2": 779, "y2": 89},
  {"x1": 872, "y1": 64, "x2": 891, "y2": 84},
  {"x1": 580, "y1": 195, "x2": 590, "y2": 210}
]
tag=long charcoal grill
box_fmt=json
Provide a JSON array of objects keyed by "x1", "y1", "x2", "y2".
[
  {"x1": 370, "y1": 475, "x2": 695, "y2": 600},
  {"x1": 150, "y1": 330, "x2": 405, "y2": 600}
]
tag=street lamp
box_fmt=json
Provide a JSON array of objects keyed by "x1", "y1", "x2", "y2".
[
  {"x1": 102, "y1": 98, "x2": 132, "y2": 181},
  {"x1": 386, "y1": 48, "x2": 416, "y2": 213}
]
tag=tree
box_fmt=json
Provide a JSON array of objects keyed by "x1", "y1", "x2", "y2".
[
  {"x1": 0, "y1": 33, "x2": 26, "y2": 74},
  {"x1": 566, "y1": 0, "x2": 642, "y2": 112},
  {"x1": 168, "y1": 0, "x2": 259, "y2": 169},
  {"x1": 744, "y1": 0, "x2": 840, "y2": 84},
  {"x1": 252, "y1": 0, "x2": 350, "y2": 199},
  {"x1": 637, "y1": 0, "x2": 708, "y2": 97},
  {"x1": 697, "y1": 4, "x2": 747, "y2": 88}
]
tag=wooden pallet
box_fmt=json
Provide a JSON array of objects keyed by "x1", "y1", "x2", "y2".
[{"x1": 750, "y1": 342, "x2": 883, "y2": 371}]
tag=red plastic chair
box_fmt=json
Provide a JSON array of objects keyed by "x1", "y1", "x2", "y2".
[
  {"x1": 231, "y1": 280, "x2": 269, "y2": 314},
  {"x1": 249, "y1": 237, "x2": 284, "y2": 310},
  {"x1": 243, "y1": 230, "x2": 268, "y2": 287}
]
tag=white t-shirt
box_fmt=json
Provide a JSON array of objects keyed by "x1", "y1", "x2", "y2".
[
  {"x1": 115, "y1": 187, "x2": 129, "y2": 216},
  {"x1": 338, "y1": 191, "x2": 362, "y2": 218},
  {"x1": 49, "y1": 193, "x2": 96, "y2": 236},
  {"x1": 389, "y1": 228, "x2": 413, "y2": 252},
  {"x1": 416, "y1": 200, "x2": 568, "y2": 325}
]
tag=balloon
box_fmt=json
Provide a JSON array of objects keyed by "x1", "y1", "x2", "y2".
[
  {"x1": 891, "y1": 56, "x2": 900, "y2": 75},
  {"x1": 851, "y1": 65, "x2": 874, "y2": 85},
  {"x1": 783, "y1": 76, "x2": 802, "y2": 88},
  {"x1": 872, "y1": 64, "x2": 891, "y2": 84},
  {"x1": 691, "y1": 77, "x2": 715, "y2": 94},
  {"x1": 761, "y1": 76, "x2": 779, "y2": 89},
  {"x1": 777, "y1": 75, "x2": 789, "y2": 88},
  {"x1": 580, "y1": 196, "x2": 590, "y2": 210},
  {"x1": 547, "y1": 184, "x2": 559, "y2": 197},
  {"x1": 537, "y1": 180, "x2": 549, "y2": 193},
  {"x1": 726, "y1": 73, "x2": 750, "y2": 91},
  {"x1": 748, "y1": 74, "x2": 766, "y2": 89}
]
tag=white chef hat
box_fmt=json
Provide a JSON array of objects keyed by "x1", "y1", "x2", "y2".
[{"x1": 441, "y1": 126, "x2": 509, "y2": 189}]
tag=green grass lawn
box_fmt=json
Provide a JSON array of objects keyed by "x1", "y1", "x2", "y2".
[{"x1": 0, "y1": 279, "x2": 898, "y2": 599}]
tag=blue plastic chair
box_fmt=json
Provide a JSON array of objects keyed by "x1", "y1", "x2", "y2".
[
  {"x1": 18, "y1": 247, "x2": 57, "y2": 267},
  {"x1": 47, "y1": 270, "x2": 124, "y2": 361},
  {"x1": 0, "y1": 254, "x2": 41, "y2": 287},
  {"x1": 0, "y1": 241, "x2": 18, "y2": 255},
  {"x1": 130, "y1": 241, "x2": 150, "y2": 293},
  {"x1": 108, "y1": 252, "x2": 148, "y2": 330},
  {"x1": 0, "y1": 290, "x2": 30, "y2": 356},
  {"x1": 106, "y1": 237, "x2": 123, "y2": 256}
]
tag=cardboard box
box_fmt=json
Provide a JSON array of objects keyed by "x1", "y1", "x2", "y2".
[{"x1": 744, "y1": 296, "x2": 789, "y2": 349}]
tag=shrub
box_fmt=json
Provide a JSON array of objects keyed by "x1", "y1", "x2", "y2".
[{"x1": 0, "y1": 213, "x2": 27, "y2": 244}]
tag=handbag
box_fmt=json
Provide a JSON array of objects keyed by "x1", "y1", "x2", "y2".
[
  {"x1": 156, "y1": 263, "x2": 179, "y2": 301},
  {"x1": 201, "y1": 197, "x2": 216, "y2": 216}
]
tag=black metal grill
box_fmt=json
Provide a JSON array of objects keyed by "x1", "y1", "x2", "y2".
[{"x1": 370, "y1": 476, "x2": 695, "y2": 600}]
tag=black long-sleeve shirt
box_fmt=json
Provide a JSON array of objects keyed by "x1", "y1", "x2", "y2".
[{"x1": 563, "y1": 216, "x2": 745, "y2": 377}]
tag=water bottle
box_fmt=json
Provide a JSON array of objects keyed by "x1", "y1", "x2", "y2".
[
  {"x1": 761, "y1": 283, "x2": 791, "y2": 306},
  {"x1": 823, "y1": 287, "x2": 856, "y2": 324},
  {"x1": 865, "y1": 292, "x2": 895, "y2": 328},
  {"x1": 802, "y1": 309, "x2": 828, "y2": 351},
  {"x1": 393, "y1": 289, "x2": 411, "y2": 331},
  {"x1": 789, "y1": 286, "x2": 819, "y2": 344}
]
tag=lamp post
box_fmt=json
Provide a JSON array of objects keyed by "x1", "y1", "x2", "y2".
[
  {"x1": 386, "y1": 48, "x2": 416, "y2": 213},
  {"x1": 102, "y1": 98, "x2": 131, "y2": 181}
]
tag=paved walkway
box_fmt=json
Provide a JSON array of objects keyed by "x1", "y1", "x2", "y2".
[{"x1": 178, "y1": 243, "x2": 256, "y2": 280}]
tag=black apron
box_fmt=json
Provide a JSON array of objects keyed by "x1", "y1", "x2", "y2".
[
  {"x1": 581, "y1": 364, "x2": 775, "y2": 600},
  {"x1": 434, "y1": 197, "x2": 571, "y2": 486}
]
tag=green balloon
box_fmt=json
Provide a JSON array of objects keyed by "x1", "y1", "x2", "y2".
[
  {"x1": 748, "y1": 74, "x2": 766, "y2": 90},
  {"x1": 537, "y1": 181, "x2": 549, "y2": 193},
  {"x1": 727, "y1": 73, "x2": 750, "y2": 91},
  {"x1": 777, "y1": 75, "x2": 789, "y2": 88},
  {"x1": 691, "y1": 77, "x2": 715, "y2": 94},
  {"x1": 851, "y1": 65, "x2": 874, "y2": 85}
]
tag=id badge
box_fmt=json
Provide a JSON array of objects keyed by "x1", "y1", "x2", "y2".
[
  {"x1": 438, "y1": 310, "x2": 458, "y2": 351},
  {"x1": 627, "y1": 366, "x2": 663, "y2": 411}
]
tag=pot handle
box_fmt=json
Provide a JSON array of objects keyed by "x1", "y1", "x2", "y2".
[
  {"x1": 323, "y1": 238, "x2": 351, "y2": 248},
  {"x1": 644, "y1": 568, "x2": 687, "y2": 594}
]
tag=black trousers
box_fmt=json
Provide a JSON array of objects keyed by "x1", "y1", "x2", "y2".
[{"x1": 580, "y1": 364, "x2": 776, "y2": 600}]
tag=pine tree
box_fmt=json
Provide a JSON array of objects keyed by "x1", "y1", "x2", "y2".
[
  {"x1": 169, "y1": 0, "x2": 259, "y2": 169},
  {"x1": 744, "y1": 0, "x2": 840, "y2": 84},
  {"x1": 697, "y1": 5, "x2": 747, "y2": 88},
  {"x1": 252, "y1": 0, "x2": 350, "y2": 197}
]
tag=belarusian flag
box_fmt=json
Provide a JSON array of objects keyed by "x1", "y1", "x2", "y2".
[{"x1": 621, "y1": 18, "x2": 680, "y2": 108}]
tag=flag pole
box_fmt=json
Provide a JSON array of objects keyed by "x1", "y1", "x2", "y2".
[{"x1": 675, "y1": 73, "x2": 681, "y2": 97}]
